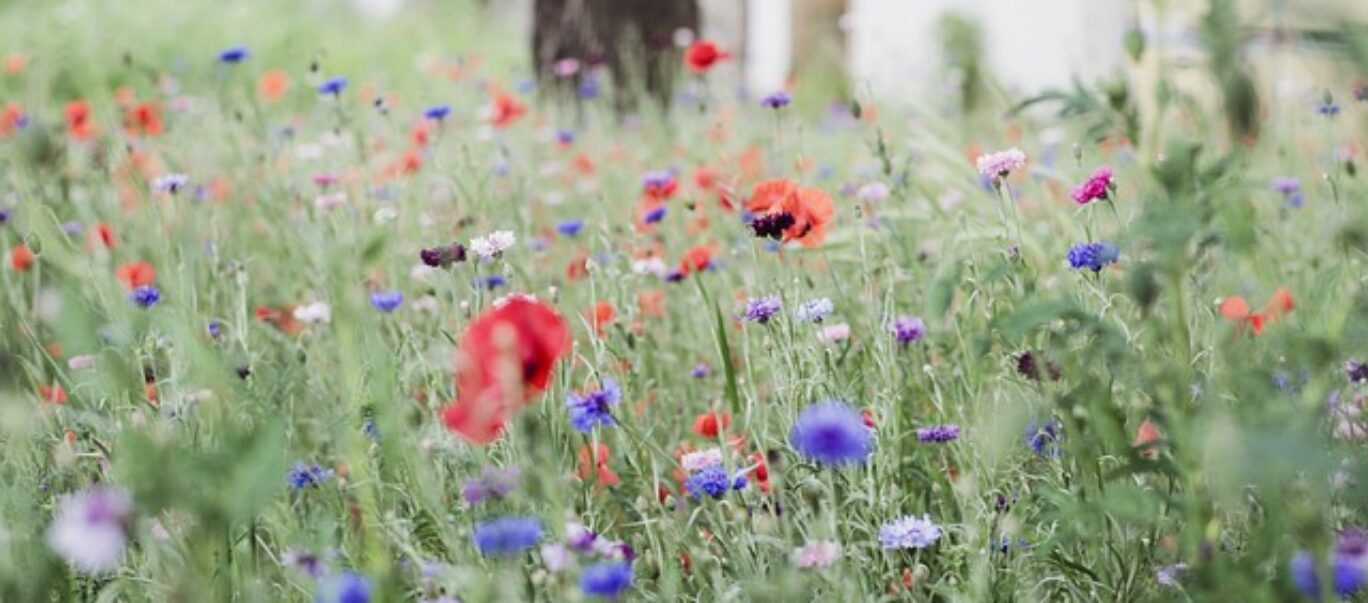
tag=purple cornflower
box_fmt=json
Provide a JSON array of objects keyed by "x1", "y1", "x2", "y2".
[
  {"x1": 975, "y1": 148, "x2": 1026, "y2": 180},
  {"x1": 283, "y1": 549, "x2": 328, "y2": 578},
  {"x1": 555, "y1": 129, "x2": 575, "y2": 145},
  {"x1": 879, "y1": 514, "x2": 942, "y2": 550},
  {"x1": 218, "y1": 46, "x2": 249, "y2": 64},
  {"x1": 462, "y1": 466, "x2": 521, "y2": 504},
  {"x1": 916, "y1": 424, "x2": 960, "y2": 443},
  {"x1": 318, "y1": 77, "x2": 348, "y2": 96},
  {"x1": 641, "y1": 170, "x2": 675, "y2": 193},
  {"x1": 580, "y1": 562, "x2": 633, "y2": 598},
  {"x1": 759, "y1": 91, "x2": 792, "y2": 109},
  {"x1": 684, "y1": 464, "x2": 747, "y2": 499},
  {"x1": 208, "y1": 321, "x2": 223, "y2": 338},
  {"x1": 473, "y1": 517, "x2": 543, "y2": 556},
  {"x1": 743, "y1": 295, "x2": 783, "y2": 323},
  {"x1": 423, "y1": 105, "x2": 452, "y2": 121},
  {"x1": 419, "y1": 242, "x2": 467, "y2": 268},
  {"x1": 1272, "y1": 176, "x2": 1304, "y2": 208},
  {"x1": 557, "y1": 219, "x2": 585, "y2": 237},
  {"x1": 62, "y1": 221, "x2": 83, "y2": 237},
  {"x1": 1291, "y1": 529, "x2": 1368, "y2": 599},
  {"x1": 1025, "y1": 419, "x2": 1062, "y2": 457},
  {"x1": 889, "y1": 315, "x2": 925, "y2": 345},
  {"x1": 790, "y1": 401, "x2": 873, "y2": 467},
  {"x1": 1348, "y1": 359, "x2": 1368, "y2": 384},
  {"x1": 369, "y1": 290, "x2": 403, "y2": 313},
  {"x1": 316, "y1": 572, "x2": 371, "y2": 603},
  {"x1": 129, "y1": 285, "x2": 161, "y2": 308},
  {"x1": 567, "y1": 379, "x2": 621, "y2": 432},
  {"x1": 0, "y1": 208, "x2": 10, "y2": 224},
  {"x1": 691, "y1": 363, "x2": 710, "y2": 379},
  {"x1": 1070, "y1": 166, "x2": 1114, "y2": 205},
  {"x1": 642, "y1": 205, "x2": 667, "y2": 224},
  {"x1": 1155, "y1": 563, "x2": 1189, "y2": 587},
  {"x1": 46, "y1": 487, "x2": 132, "y2": 574},
  {"x1": 288, "y1": 463, "x2": 335, "y2": 489},
  {"x1": 1066, "y1": 241, "x2": 1119, "y2": 272},
  {"x1": 794, "y1": 298, "x2": 834, "y2": 323}
]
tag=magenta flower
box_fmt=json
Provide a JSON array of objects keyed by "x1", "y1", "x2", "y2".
[{"x1": 1070, "y1": 166, "x2": 1114, "y2": 205}]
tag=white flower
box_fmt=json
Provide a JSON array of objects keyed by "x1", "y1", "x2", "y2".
[
  {"x1": 681, "y1": 448, "x2": 724, "y2": 472},
  {"x1": 373, "y1": 207, "x2": 398, "y2": 224},
  {"x1": 879, "y1": 514, "x2": 942, "y2": 550},
  {"x1": 47, "y1": 487, "x2": 132, "y2": 574},
  {"x1": 792, "y1": 539, "x2": 842, "y2": 568},
  {"x1": 68, "y1": 355, "x2": 98, "y2": 370},
  {"x1": 540, "y1": 543, "x2": 571, "y2": 572},
  {"x1": 413, "y1": 295, "x2": 440, "y2": 313},
  {"x1": 794, "y1": 298, "x2": 834, "y2": 323},
  {"x1": 410, "y1": 263, "x2": 438, "y2": 283},
  {"x1": 293, "y1": 302, "x2": 332, "y2": 324},
  {"x1": 817, "y1": 323, "x2": 851, "y2": 344},
  {"x1": 975, "y1": 148, "x2": 1027, "y2": 180},
  {"x1": 856, "y1": 182, "x2": 890, "y2": 203},
  {"x1": 631, "y1": 257, "x2": 667, "y2": 278},
  {"x1": 470, "y1": 230, "x2": 516, "y2": 259},
  {"x1": 313, "y1": 192, "x2": 346, "y2": 211},
  {"x1": 151, "y1": 173, "x2": 189, "y2": 194}
]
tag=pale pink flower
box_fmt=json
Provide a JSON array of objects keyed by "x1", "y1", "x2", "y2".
[{"x1": 792, "y1": 539, "x2": 842, "y2": 568}]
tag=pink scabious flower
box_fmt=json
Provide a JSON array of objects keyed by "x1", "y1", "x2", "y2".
[
  {"x1": 975, "y1": 148, "x2": 1026, "y2": 180},
  {"x1": 1071, "y1": 166, "x2": 1114, "y2": 205},
  {"x1": 47, "y1": 487, "x2": 132, "y2": 574},
  {"x1": 792, "y1": 539, "x2": 842, "y2": 568}
]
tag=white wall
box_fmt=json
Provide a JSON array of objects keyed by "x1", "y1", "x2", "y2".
[{"x1": 847, "y1": 0, "x2": 1128, "y2": 98}]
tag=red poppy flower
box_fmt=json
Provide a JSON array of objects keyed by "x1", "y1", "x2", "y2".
[
  {"x1": 1220, "y1": 288, "x2": 1294, "y2": 336},
  {"x1": 38, "y1": 383, "x2": 66, "y2": 404},
  {"x1": 637, "y1": 289, "x2": 665, "y2": 317},
  {"x1": 586, "y1": 301, "x2": 616, "y2": 337},
  {"x1": 677, "y1": 244, "x2": 714, "y2": 277},
  {"x1": 442, "y1": 297, "x2": 571, "y2": 444},
  {"x1": 749, "y1": 451, "x2": 771, "y2": 493},
  {"x1": 577, "y1": 443, "x2": 620, "y2": 487},
  {"x1": 90, "y1": 223, "x2": 116, "y2": 249},
  {"x1": 9, "y1": 244, "x2": 33, "y2": 272},
  {"x1": 692, "y1": 411, "x2": 731, "y2": 437},
  {"x1": 489, "y1": 92, "x2": 526, "y2": 128},
  {"x1": 258, "y1": 69, "x2": 291, "y2": 102},
  {"x1": 1132, "y1": 418, "x2": 1161, "y2": 460},
  {"x1": 0, "y1": 102, "x2": 22, "y2": 137},
  {"x1": 116, "y1": 260, "x2": 156, "y2": 290},
  {"x1": 65, "y1": 100, "x2": 95, "y2": 140},
  {"x1": 124, "y1": 101, "x2": 163, "y2": 137},
  {"x1": 684, "y1": 40, "x2": 729, "y2": 73},
  {"x1": 780, "y1": 186, "x2": 835, "y2": 247},
  {"x1": 747, "y1": 178, "x2": 796, "y2": 213}
]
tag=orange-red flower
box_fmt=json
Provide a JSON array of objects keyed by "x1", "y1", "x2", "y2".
[
  {"x1": 9, "y1": 243, "x2": 33, "y2": 272},
  {"x1": 38, "y1": 383, "x2": 67, "y2": 404},
  {"x1": 1219, "y1": 288, "x2": 1294, "y2": 335},
  {"x1": 258, "y1": 69, "x2": 291, "y2": 102},
  {"x1": 586, "y1": 301, "x2": 616, "y2": 337},
  {"x1": 692, "y1": 411, "x2": 731, "y2": 437},
  {"x1": 0, "y1": 102, "x2": 22, "y2": 136},
  {"x1": 116, "y1": 260, "x2": 156, "y2": 289},
  {"x1": 90, "y1": 223, "x2": 116, "y2": 250},
  {"x1": 1133, "y1": 418, "x2": 1161, "y2": 460},
  {"x1": 685, "y1": 40, "x2": 729, "y2": 73},
  {"x1": 65, "y1": 100, "x2": 95, "y2": 140},
  {"x1": 124, "y1": 101, "x2": 163, "y2": 137},
  {"x1": 577, "y1": 443, "x2": 620, "y2": 487},
  {"x1": 677, "y1": 244, "x2": 715, "y2": 277},
  {"x1": 747, "y1": 178, "x2": 835, "y2": 247},
  {"x1": 442, "y1": 297, "x2": 571, "y2": 444},
  {"x1": 489, "y1": 92, "x2": 526, "y2": 128}
]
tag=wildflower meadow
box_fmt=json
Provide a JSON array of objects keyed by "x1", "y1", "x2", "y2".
[{"x1": 2, "y1": 1, "x2": 1368, "y2": 601}]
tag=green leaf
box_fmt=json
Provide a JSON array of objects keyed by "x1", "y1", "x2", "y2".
[{"x1": 221, "y1": 421, "x2": 287, "y2": 523}]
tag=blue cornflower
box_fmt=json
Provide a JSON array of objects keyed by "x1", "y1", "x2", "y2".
[
  {"x1": 424, "y1": 104, "x2": 451, "y2": 121},
  {"x1": 129, "y1": 285, "x2": 161, "y2": 308},
  {"x1": 208, "y1": 321, "x2": 223, "y2": 338},
  {"x1": 642, "y1": 205, "x2": 667, "y2": 224},
  {"x1": 684, "y1": 464, "x2": 747, "y2": 499},
  {"x1": 577, "y1": 76, "x2": 600, "y2": 99},
  {"x1": 1025, "y1": 419, "x2": 1062, "y2": 457},
  {"x1": 369, "y1": 290, "x2": 403, "y2": 313},
  {"x1": 759, "y1": 91, "x2": 792, "y2": 109},
  {"x1": 916, "y1": 424, "x2": 960, "y2": 443},
  {"x1": 790, "y1": 401, "x2": 873, "y2": 467},
  {"x1": 555, "y1": 129, "x2": 575, "y2": 145},
  {"x1": 479, "y1": 275, "x2": 507, "y2": 290},
  {"x1": 473, "y1": 517, "x2": 543, "y2": 556},
  {"x1": 318, "y1": 77, "x2": 348, "y2": 96},
  {"x1": 794, "y1": 298, "x2": 834, "y2": 323},
  {"x1": 691, "y1": 363, "x2": 710, "y2": 379},
  {"x1": 557, "y1": 219, "x2": 585, "y2": 237},
  {"x1": 567, "y1": 379, "x2": 621, "y2": 432},
  {"x1": 743, "y1": 295, "x2": 783, "y2": 323},
  {"x1": 288, "y1": 463, "x2": 335, "y2": 489},
  {"x1": 580, "y1": 562, "x2": 633, "y2": 598},
  {"x1": 315, "y1": 571, "x2": 370, "y2": 603},
  {"x1": 0, "y1": 208, "x2": 10, "y2": 224},
  {"x1": 1066, "y1": 241, "x2": 1118, "y2": 272},
  {"x1": 1317, "y1": 96, "x2": 1341, "y2": 117},
  {"x1": 218, "y1": 46, "x2": 249, "y2": 64}
]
